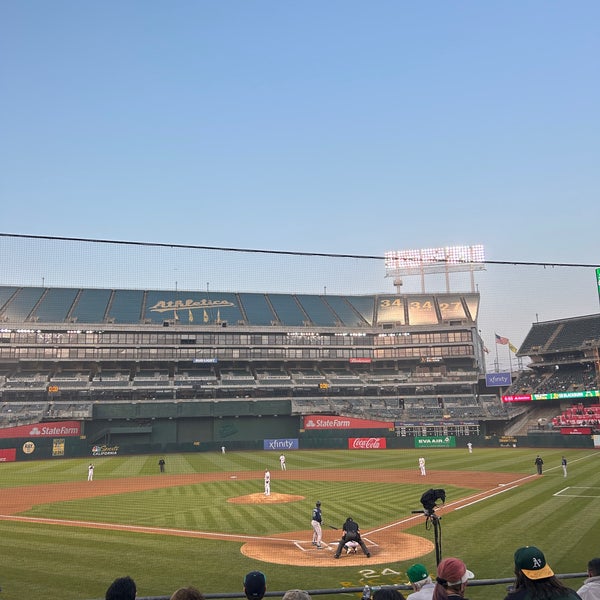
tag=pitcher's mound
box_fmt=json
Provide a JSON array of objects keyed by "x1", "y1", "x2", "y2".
[{"x1": 228, "y1": 493, "x2": 305, "y2": 504}]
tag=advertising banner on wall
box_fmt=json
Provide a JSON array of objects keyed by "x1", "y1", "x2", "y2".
[
  {"x1": 0, "y1": 448, "x2": 16, "y2": 462},
  {"x1": 303, "y1": 415, "x2": 394, "y2": 430},
  {"x1": 264, "y1": 438, "x2": 299, "y2": 450},
  {"x1": 0, "y1": 421, "x2": 81, "y2": 439},
  {"x1": 92, "y1": 444, "x2": 120, "y2": 456},
  {"x1": 485, "y1": 372, "x2": 512, "y2": 387},
  {"x1": 348, "y1": 437, "x2": 387, "y2": 449},
  {"x1": 560, "y1": 427, "x2": 592, "y2": 435},
  {"x1": 414, "y1": 436, "x2": 456, "y2": 448}
]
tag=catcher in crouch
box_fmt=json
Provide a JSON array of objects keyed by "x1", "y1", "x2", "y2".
[{"x1": 333, "y1": 517, "x2": 370, "y2": 558}]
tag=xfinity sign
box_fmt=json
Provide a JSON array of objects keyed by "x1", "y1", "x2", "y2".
[
  {"x1": 486, "y1": 372, "x2": 512, "y2": 387},
  {"x1": 264, "y1": 438, "x2": 299, "y2": 450}
]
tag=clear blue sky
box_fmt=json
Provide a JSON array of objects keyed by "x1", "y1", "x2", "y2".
[{"x1": 1, "y1": 2, "x2": 599, "y2": 368}]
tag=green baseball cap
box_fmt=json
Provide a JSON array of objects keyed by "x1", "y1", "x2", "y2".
[
  {"x1": 514, "y1": 546, "x2": 554, "y2": 580},
  {"x1": 407, "y1": 564, "x2": 429, "y2": 583}
]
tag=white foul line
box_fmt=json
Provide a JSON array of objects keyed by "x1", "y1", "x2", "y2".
[
  {"x1": 366, "y1": 476, "x2": 533, "y2": 535},
  {"x1": 454, "y1": 485, "x2": 518, "y2": 510}
]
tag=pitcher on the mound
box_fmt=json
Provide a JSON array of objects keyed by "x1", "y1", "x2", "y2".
[{"x1": 264, "y1": 469, "x2": 271, "y2": 496}]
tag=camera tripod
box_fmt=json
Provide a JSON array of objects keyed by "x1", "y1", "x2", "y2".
[
  {"x1": 425, "y1": 510, "x2": 442, "y2": 564},
  {"x1": 411, "y1": 508, "x2": 443, "y2": 564}
]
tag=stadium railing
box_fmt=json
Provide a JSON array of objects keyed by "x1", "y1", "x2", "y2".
[{"x1": 88, "y1": 573, "x2": 588, "y2": 600}]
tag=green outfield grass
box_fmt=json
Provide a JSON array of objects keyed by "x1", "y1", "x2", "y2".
[{"x1": 0, "y1": 447, "x2": 598, "y2": 600}]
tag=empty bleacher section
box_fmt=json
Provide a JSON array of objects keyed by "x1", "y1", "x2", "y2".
[
  {"x1": 91, "y1": 369, "x2": 131, "y2": 387},
  {"x1": 519, "y1": 314, "x2": 600, "y2": 355},
  {"x1": 3, "y1": 370, "x2": 49, "y2": 391},
  {"x1": 0, "y1": 401, "x2": 48, "y2": 426}
]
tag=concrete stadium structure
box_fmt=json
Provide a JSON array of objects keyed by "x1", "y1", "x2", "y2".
[{"x1": 0, "y1": 285, "x2": 598, "y2": 459}]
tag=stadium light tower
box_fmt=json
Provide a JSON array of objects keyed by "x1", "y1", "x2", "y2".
[{"x1": 384, "y1": 244, "x2": 486, "y2": 293}]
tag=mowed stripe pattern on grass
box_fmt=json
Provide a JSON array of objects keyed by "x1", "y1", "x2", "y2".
[{"x1": 0, "y1": 448, "x2": 597, "y2": 600}]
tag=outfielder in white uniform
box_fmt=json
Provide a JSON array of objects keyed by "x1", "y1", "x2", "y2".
[
  {"x1": 264, "y1": 469, "x2": 271, "y2": 496},
  {"x1": 280, "y1": 454, "x2": 286, "y2": 470},
  {"x1": 418, "y1": 457, "x2": 426, "y2": 476},
  {"x1": 88, "y1": 463, "x2": 94, "y2": 481}
]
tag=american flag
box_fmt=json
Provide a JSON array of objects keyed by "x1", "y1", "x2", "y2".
[{"x1": 495, "y1": 333, "x2": 509, "y2": 345}]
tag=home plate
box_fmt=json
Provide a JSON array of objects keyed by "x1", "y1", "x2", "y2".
[{"x1": 230, "y1": 476, "x2": 237, "y2": 479}]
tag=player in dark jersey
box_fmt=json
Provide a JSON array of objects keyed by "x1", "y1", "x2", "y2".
[{"x1": 311, "y1": 500, "x2": 323, "y2": 548}]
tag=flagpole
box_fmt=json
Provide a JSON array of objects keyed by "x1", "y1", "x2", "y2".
[
  {"x1": 508, "y1": 344, "x2": 513, "y2": 374},
  {"x1": 495, "y1": 342, "x2": 499, "y2": 372}
]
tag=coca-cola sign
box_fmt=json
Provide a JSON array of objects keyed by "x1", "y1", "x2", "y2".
[{"x1": 349, "y1": 437, "x2": 387, "y2": 450}]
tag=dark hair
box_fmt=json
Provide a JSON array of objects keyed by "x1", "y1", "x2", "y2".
[
  {"x1": 373, "y1": 588, "x2": 405, "y2": 600},
  {"x1": 510, "y1": 569, "x2": 572, "y2": 600},
  {"x1": 170, "y1": 586, "x2": 205, "y2": 600},
  {"x1": 106, "y1": 576, "x2": 136, "y2": 600},
  {"x1": 588, "y1": 558, "x2": 600, "y2": 577},
  {"x1": 432, "y1": 580, "x2": 462, "y2": 600}
]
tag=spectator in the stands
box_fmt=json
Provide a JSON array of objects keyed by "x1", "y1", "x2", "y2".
[
  {"x1": 244, "y1": 571, "x2": 266, "y2": 600},
  {"x1": 505, "y1": 546, "x2": 580, "y2": 600},
  {"x1": 373, "y1": 588, "x2": 405, "y2": 600},
  {"x1": 106, "y1": 576, "x2": 136, "y2": 600},
  {"x1": 170, "y1": 587, "x2": 204, "y2": 600},
  {"x1": 282, "y1": 590, "x2": 312, "y2": 600},
  {"x1": 432, "y1": 557, "x2": 474, "y2": 600},
  {"x1": 577, "y1": 557, "x2": 600, "y2": 600},
  {"x1": 406, "y1": 563, "x2": 434, "y2": 600}
]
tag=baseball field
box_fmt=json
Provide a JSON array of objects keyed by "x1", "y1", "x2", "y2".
[{"x1": 0, "y1": 446, "x2": 598, "y2": 600}]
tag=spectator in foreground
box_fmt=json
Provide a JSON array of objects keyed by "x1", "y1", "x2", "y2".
[
  {"x1": 282, "y1": 590, "x2": 312, "y2": 600},
  {"x1": 577, "y1": 558, "x2": 600, "y2": 600},
  {"x1": 406, "y1": 563, "x2": 434, "y2": 600},
  {"x1": 106, "y1": 576, "x2": 136, "y2": 600},
  {"x1": 505, "y1": 546, "x2": 581, "y2": 600},
  {"x1": 373, "y1": 588, "x2": 405, "y2": 600},
  {"x1": 170, "y1": 586, "x2": 205, "y2": 600},
  {"x1": 244, "y1": 571, "x2": 267, "y2": 600},
  {"x1": 432, "y1": 557, "x2": 474, "y2": 600}
]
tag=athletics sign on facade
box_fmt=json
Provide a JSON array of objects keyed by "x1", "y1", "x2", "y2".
[
  {"x1": 0, "y1": 420, "x2": 81, "y2": 439},
  {"x1": 303, "y1": 415, "x2": 394, "y2": 430}
]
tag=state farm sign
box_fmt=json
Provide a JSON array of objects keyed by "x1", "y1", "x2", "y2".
[
  {"x1": 0, "y1": 420, "x2": 81, "y2": 439},
  {"x1": 349, "y1": 437, "x2": 387, "y2": 450},
  {"x1": 303, "y1": 415, "x2": 394, "y2": 429}
]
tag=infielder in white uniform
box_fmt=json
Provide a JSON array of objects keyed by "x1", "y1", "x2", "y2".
[
  {"x1": 88, "y1": 463, "x2": 94, "y2": 481},
  {"x1": 418, "y1": 457, "x2": 426, "y2": 476},
  {"x1": 280, "y1": 454, "x2": 286, "y2": 470},
  {"x1": 264, "y1": 469, "x2": 271, "y2": 496}
]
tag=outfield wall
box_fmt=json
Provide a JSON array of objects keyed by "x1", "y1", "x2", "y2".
[{"x1": 0, "y1": 413, "x2": 595, "y2": 462}]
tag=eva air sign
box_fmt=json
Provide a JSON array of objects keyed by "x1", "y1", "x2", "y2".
[{"x1": 415, "y1": 436, "x2": 456, "y2": 448}]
